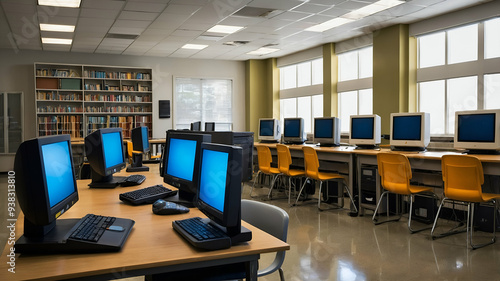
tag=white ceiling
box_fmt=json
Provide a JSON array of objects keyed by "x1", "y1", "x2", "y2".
[{"x1": 0, "y1": 0, "x2": 491, "y2": 60}]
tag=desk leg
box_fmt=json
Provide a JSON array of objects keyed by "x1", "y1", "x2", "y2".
[{"x1": 245, "y1": 259, "x2": 258, "y2": 281}]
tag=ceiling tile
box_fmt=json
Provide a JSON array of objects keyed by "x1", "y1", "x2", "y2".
[
  {"x1": 40, "y1": 31, "x2": 74, "y2": 39},
  {"x1": 37, "y1": 16, "x2": 78, "y2": 25},
  {"x1": 124, "y1": 2, "x2": 168, "y2": 13},
  {"x1": 118, "y1": 11, "x2": 159, "y2": 21},
  {"x1": 335, "y1": 1, "x2": 371, "y2": 11},
  {"x1": 247, "y1": 0, "x2": 306, "y2": 11},
  {"x1": 108, "y1": 26, "x2": 146, "y2": 35},
  {"x1": 42, "y1": 44, "x2": 71, "y2": 52},
  {"x1": 81, "y1": 0, "x2": 125, "y2": 10},
  {"x1": 320, "y1": 7, "x2": 351, "y2": 17},
  {"x1": 273, "y1": 11, "x2": 313, "y2": 21},
  {"x1": 80, "y1": 8, "x2": 121, "y2": 19},
  {"x1": 292, "y1": 3, "x2": 331, "y2": 14},
  {"x1": 218, "y1": 15, "x2": 266, "y2": 26},
  {"x1": 113, "y1": 19, "x2": 152, "y2": 28},
  {"x1": 163, "y1": 4, "x2": 202, "y2": 15}
]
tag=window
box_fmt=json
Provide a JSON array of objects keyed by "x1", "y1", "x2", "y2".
[
  {"x1": 279, "y1": 58, "x2": 324, "y2": 133},
  {"x1": 417, "y1": 18, "x2": 500, "y2": 136},
  {"x1": 174, "y1": 78, "x2": 232, "y2": 131},
  {"x1": 337, "y1": 46, "x2": 373, "y2": 133}
]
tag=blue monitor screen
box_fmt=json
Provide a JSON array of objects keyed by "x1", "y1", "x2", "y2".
[
  {"x1": 315, "y1": 119, "x2": 333, "y2": 138},
  {"x1": 41, "y1": 141, "x2": 76, "y2": 208},
  {"x1": 458, "y1": 114, "x2": 495, "y2": 142},
  {"x1": 392, "y1": 116, "x2": 421, "y2": 141},
  {"x1": 102, "y1": 132, "x2": 124, "y2": 168},
  {"x1": 141, "y1": 126, "x2": 149, "y2": 150},
  {"x1": 260, "y1": 120, "x2": 274, "y2": 136},
  {"x1": 351, "y1": 118, "x2": 374, "y2": 139},
  {"x1": 199, "y1": 149, "x2": 229, "y2": 213},
  {"x1": 166, "y1": 138, "x2": 197, "y2": 181},
  {"x1": 284, "y1": 119, "x2": 300, "y2": 137}
]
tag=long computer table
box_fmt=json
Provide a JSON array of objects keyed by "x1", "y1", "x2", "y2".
[{"x1": 0, "y1": 169, "x2": 289, "y2": 281}]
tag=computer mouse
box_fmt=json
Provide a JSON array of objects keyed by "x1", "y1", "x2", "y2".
[{"x1": 152, "y1": 199, "x2": 190, "y2": 215}]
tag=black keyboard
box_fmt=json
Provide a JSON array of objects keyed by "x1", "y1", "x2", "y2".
[
  {"x1": 121, "y1": 174, "x2": 146, "y2": 186},
  {"x1": 172, "y1": 217, "x2": 231, "y2": 250},
  {"x1": 119, "y1": 184, "x2": 177, "y2": 205},
  {"x1": 69, "y1": 214, "x2": 116, "y2": 242}
]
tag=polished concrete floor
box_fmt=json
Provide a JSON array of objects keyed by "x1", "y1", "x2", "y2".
[{"x1": 2, "y1": 174, "x2": 500, "y2": 281}]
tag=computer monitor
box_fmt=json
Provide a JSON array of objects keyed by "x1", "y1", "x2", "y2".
[
  {"x1": 85, "y1": 127, "x2": 127, "y2": 188},
  {"x1": 349, "y1": 114, "x2": 381, "y2": 149},
  {"x1": 283, "y1": 118, "x2": 307, "y2": 144},
  {"x1": 454, "y1": 109, "x2": 500, "y2": 154},
  {"x1": 14, "y1": 135, "x2": 78, "y2": 238},
  {"x1": 205, "y1": 122, "x2": 215, "y2": 132},
  {"x1": 196, "y1": 142, "x2": 251, "y2": 243},
  {"x1": 258, "y1": 118, "x2": 281, "y2": 143},
  {"x1": 314, "y1": 117, "x2": 341, "y2": 146},
  {"x1": 127, "y1": 126, "x2": 150, "y2": 172},
  {"x1": 190, "y1": 121, "x2": 201, "y2": 131},
  {"x1": 163, "y1": 130, "x2": 211, "y2": 207},
  {"x1": 390, "y1": 112, "x2": 430, "y2": 151}
]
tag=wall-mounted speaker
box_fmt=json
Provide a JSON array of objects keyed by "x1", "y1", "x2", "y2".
[{"x1": 159, "y1": 100, "x2": 170, "y2": 118}]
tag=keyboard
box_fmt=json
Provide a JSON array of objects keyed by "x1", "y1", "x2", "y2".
[
  {"x1": 120, "y1": 174, "x2": 146, "y2": 186},
  {"x1": 172, "y1": 217, "x2": 231, "y2": 250},
  {"x1": 119, "y1": 184, "x2": 177, "y2": 205},
  {"x1": 69, "y1": 214, "x2": 116, "y2": 242}
]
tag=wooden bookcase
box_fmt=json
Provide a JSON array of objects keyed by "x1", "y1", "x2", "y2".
[{"x1": 35, "y1": 63, "x2": 153, "y2": 140}]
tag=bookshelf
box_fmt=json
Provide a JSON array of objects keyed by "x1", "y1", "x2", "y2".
[{"x1": 35, "y1": 63, "x2": 153, "y2": 140}]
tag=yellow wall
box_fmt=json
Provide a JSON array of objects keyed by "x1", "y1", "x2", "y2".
[
  {"x1": 245, "y1": 58, "x2": 279, "y2": 139},
  {"x1": 373, "y1": 24, "x2": 412, "y2": 135},
  {"x1": 323, "y1": 43, "x2": 338, "y2": 117}
]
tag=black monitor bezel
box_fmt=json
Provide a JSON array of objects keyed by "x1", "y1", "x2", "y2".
[
  {"x1": 14, "y1": 134, "x2": 79, "y2": 232},
  {"x1": 85, "y1": 127, "x2": 126, "y2": 177},
  {"x1": 131, "y1": 126, "x2": 150, "y2": 153},
  {"x1": 196, "y1": 142, "x2": 242, "y2": 230}
]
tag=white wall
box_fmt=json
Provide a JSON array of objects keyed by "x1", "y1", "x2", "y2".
[{"x1": 0, "y1": 49, "x2": 246, "y2": 171}]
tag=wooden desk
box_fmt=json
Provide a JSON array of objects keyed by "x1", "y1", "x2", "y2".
[
  {"x1": 354, "y1": 149, "x2": 500, "y2": 214},
  {"x1": 0, "y1": 170, "x2": 289, "y2": 281}
]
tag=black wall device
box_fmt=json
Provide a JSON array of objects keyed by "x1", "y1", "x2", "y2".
[{"x1": 159, "y1": 100, "x2": 170, "y2": 118}]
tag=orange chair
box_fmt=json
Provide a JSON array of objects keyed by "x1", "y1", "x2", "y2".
[
  {"x1": 276, "y1": 144, "x2": 306, "y2": 205},
  {"x1": 373, "y1": 152, "x2": 438, "y2": 233},
  {"x1": 431, "y1": 155, "x2": 500, "y2": 249},
  {"x1": 250, "y1": 146, "x2": 282, "y2": 199},
  {"x1": 296, "y1": 146, "x2": 357, "y2": 212},
  {"x1": 126, "y1": 140, "x2": 142, "y2": 164}
]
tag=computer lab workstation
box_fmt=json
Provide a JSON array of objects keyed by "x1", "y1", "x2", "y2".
[
  {"x1": 0, "y1": 127, "x2": 288, "y2": 281},
  {"x1": 254, "y1": 109, "x2": 500, "y2": 245}
]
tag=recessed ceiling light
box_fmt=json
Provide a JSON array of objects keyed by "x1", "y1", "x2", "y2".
[
  {"x1": 40, "y1": 24, "x2": 75, "y2": 32},
  {"x1": 207, "y1": 25, "x2": 244, "y2": 34},
  {"x1": 305, "y1": 18, "x2": 354, "y2": 32},
  {"x1": 247, "y1": 47, "x2": 279, "y2": 55},
  {"x1": 42, "y1": 38, "x2": 73, "y2": 45},
  {"x1": 38, "y1": 0, "x2": 81, "y2": 8},
  {"x1": 182, "y1": 44, "x2": 208, "y2": 50}
]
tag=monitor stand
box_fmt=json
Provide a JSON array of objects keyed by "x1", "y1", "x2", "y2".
[
  {"x1": 206, "y1": 218, "x2": 252, "y2": 245},
  {"x1": 391, "y1": 146, "x2": 426, "y2": 152},
  {"x1": 126, "y1": 153, "x2": 149, "y2": 172},
  {"x1": 354, "y1": 144, "x2": 380, "y2": 150},
  {"x1": 165, "y1": 190, "x2": 196, "y2": 208},
  {"x1": 88, "y1": 170, "x2": 126, "y2": 188},
  {"x1": 317, "y1": 143, "x2": 340, "y2": 147},
  {"x1": 464, "y1": 149, "x2": 500, "y2": 155},
  {"x1": 259, "y1": 140, "x2": 279, "y2": 143}
]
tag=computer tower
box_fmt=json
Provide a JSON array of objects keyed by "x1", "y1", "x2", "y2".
[
  {"x1": 209, "y1": 132, "x2": 254, "y2": 182},
  {"x1": 360, "y1": 166, "x2": 401, "y2": 215},
  {"x1": 412, "y1": 195, "x2": 437, "y2": 224}
]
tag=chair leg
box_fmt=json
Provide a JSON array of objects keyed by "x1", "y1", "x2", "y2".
[
  {"x1": 343, "y1": 183, "x2": 358, "y2": 213},
  {"x1": 278, "y1": 268, "x2": 285, "y2": 281},
  {"x1": 288, "y1": 177, "x2": 293, "y2": 206},
  {"x1": 294, "y1": 177, "x2": 310, "y2": 206},
  {"x1": 431, "y1": 197, "x2": 467, "y2": 240},
  {"x1": 408, "y1": 193, "x2": 438, "y2": 234},
  {"x1": 469, "y1": 201, "x2": 496, "y2": 250},
  {"x1": 250, "y1": 171, "x2": 262, "y2": 198},
  {"x1": 267, "y1": 174, "x2": 280, "y2": 200},
  {"x1": 372, "y1": 191, "x2": 402, "y2": 225}
]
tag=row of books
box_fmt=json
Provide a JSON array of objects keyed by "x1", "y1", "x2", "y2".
[
  {"x1": 83, "y1": 70, "x2": 151, "y2": 80},
  {"x1": 36, "y1": 68, "x2": 79, "y2": 78},
  {"x1": 37, "y1": 91, "x2": 83, "y2": 101},
  {"x1": 87, "y1": 116, "x2": 151, "y2": 138},
  {"x1": 84, "y1": 94, "x2": 151, "y2": 102},
  {"x1": 38, "y1": 115, "x2": 83, "y2": 138},
  {"x1": 84, "y1": 83, "x2": 151, "y2": 92},
  {"x1": 84, "y1": 105, "x2": 152, "y2": 113},
  {"x1": 38, "y1": 105, "x2": 83, "y2": 113}
]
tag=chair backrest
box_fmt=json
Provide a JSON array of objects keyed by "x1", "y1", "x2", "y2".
[
  {"x1": 126, "y1": 140, "x2": 133, "y2": 163},
  {"x1": 256, "y1": 146, "x2": 273, "y2": 173},
  {"x1": 441, "y1": 154, "x2": 484, "y2": 202},
  {"x1": 276, "y1": 144, "x2": 292, "y2": 174},
  {"x1": 302, "y1": 146, "x2": 320, "y2": 179},
  {"x1": 241, "y1": 199, "x2": 289, "y2": 277},
  {"x1": 377, "y1": 152, "x2": 412, "y2": 195}
]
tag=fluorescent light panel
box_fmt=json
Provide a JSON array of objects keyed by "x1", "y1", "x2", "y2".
[
  {"x1": 38, "y1": 0, "x2": 81, "y2": 8},
  {"x1": 40, "y1": 23, "x2": 75, "y2": 32},
  {"x1": 42, "y1": 37, "x2": 73, "y2": 45},
  {"x1": 207, "y1": 25, "x2": 244, "y2": 34},
  {"x1": 306, "y1": 0, "x2": 404, "y2": 32},
  {"x1": 247, "y1": 47, "x2": 279, "y2": 55},
  {"x1": 182, "y1": 44, "x2": 208, "y2": 50}
]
